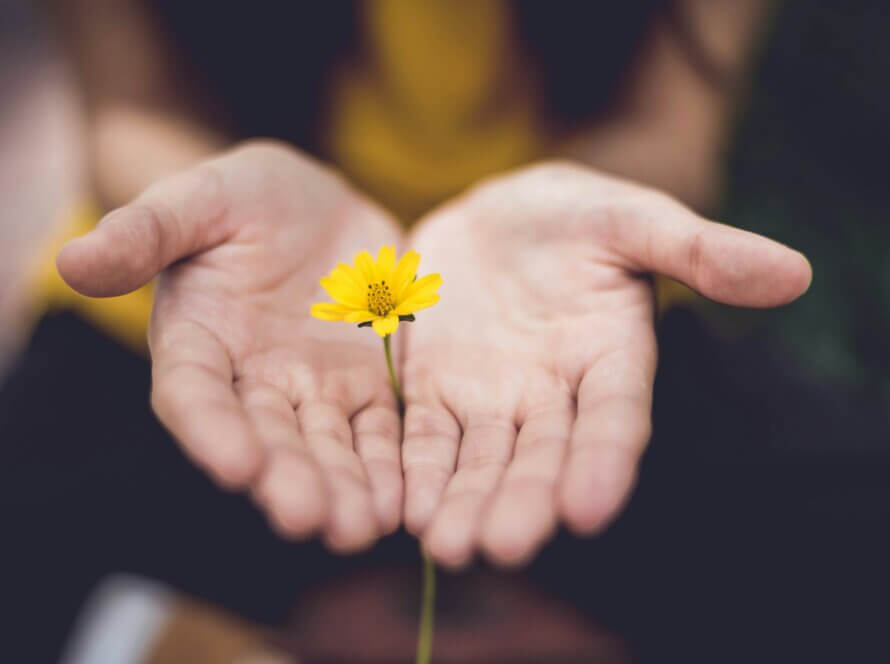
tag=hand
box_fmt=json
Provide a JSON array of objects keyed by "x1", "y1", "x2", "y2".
[
  {"x1": 58, "y1": 142, "x2": 404, "y2": 552},
  {"x1": 401, "y1": 162, "x2": 811, "y2": 567}
]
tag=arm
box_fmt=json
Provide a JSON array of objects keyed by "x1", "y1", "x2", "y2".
[
  {"x1": 48, "y1": 0, "x2": 227, "y2": 208},
  {"x1": 563, "y1": 0, "x2": 773, "y2": 212},
  {"x1": 400, "y1": 2, "x2": 802, "y2": 569}
]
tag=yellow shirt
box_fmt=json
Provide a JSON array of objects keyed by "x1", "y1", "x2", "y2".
[{"x1": 29, "y1": 0, "x2": 689, "y2": 353}]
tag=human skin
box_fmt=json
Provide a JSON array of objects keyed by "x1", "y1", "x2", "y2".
[
  {"x1": 59, "y1": 142, "x2": 405, "y2": 552},
  {"x1": 50, "y1": 0, "x2": 790, "y2": 565},
  {"x1": 57, "y1": 145, "x2": 811, "y2": 563},
  {"x1": 401, "y1": 162, "x2": 810, "y2": 567}
]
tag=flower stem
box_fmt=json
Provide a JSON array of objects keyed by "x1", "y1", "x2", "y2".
[
  {"x1": 383, "y1": 334, "x2": 403, "y2": 407},
  {"x1": 416, "y1": 546, "x2": 436, "y2": 664},
  {"x1": 381, "y1": 336, "x2": 435, "y2": 664}
]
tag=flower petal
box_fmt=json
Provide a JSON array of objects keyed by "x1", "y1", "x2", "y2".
[
  {"x1": 375, "y1": 246, "x2": 396, "y2": 283},
  {"x1": 371, "y1": 315, "x2": 399, "y2": 337},
  {"x1": 311, "y1": 302, "x2": 353, "y2": 321},
  {"x1": 399, "y1": 273, "x2": 442, "y2": 302},
  {"x1": 344, "y1": 310, "x2": 378, "y2": 324},
  {"x1": 333, "y1": 262, "x2": 366, "y2": 290},
  {"x1": 354, "y1": 250, "x2": 376, "y2": 283},
  {"x1": 322, "y1": 270, "x2": 357, "y2": 295},
  {"x1": 391, "y1": 250, "x2": 420, "y2": 301},
  {"x1": 320, "y1": 276, "x2": 367, "y2": 308},
  {"x1": 393, "y1": 293, "x2": 440, "y2": 316}
]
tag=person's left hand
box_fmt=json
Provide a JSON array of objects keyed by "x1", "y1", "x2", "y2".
[{"x1": 400, "y1": 162, "x2": 812, "y2": 568}]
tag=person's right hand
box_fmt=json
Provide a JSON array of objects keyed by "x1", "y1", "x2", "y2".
[{"x1": 57, "y1": 142, "x2": 404, "y2": 552}]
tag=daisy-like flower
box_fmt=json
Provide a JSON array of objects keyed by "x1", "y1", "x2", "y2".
[
  {"x1": 309, "y1": 245, "x2": 441, "y2": 664},
  {"x1": 310, "y1": 246, "x2": 442, "y2": 338}
]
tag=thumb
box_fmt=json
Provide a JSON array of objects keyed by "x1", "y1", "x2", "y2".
[
  {"x1": 57, "y1": 166, "x2": 230, "y2": 297},
  {"x1": 611, "y1": 192, "x2": 813, "y2": 308}
]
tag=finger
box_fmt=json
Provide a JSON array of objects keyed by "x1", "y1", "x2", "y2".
[
  {"x1": 559, "y1": 336, "x2": 657, "y2": 535},
  {"x1": 239, "y1": 383, "x2": 328, "y2": 539},
  {"x1": 297, "y1": 400, "x2": 380, "y2": 553},
  {"x1": 57, "y1": 164, "x2": 230, "y2": 297},
  {"x1": 402, "y1": 403, "x2": 462, "y2": 535},
  {"x1": 610, "y1": 192, "x2": 812, "y2": 307},
  {"x1": 423, "y1": 414, "x2": 517, "y2": 568},
  {"x1": 480, "y1": 391, "x2": 573, "y2": 567},
  {"x1": 352, "y1": 400, "x2": 403, "y2": 535},
  {"x1": 150, "y1": 320, "x2": 262, "y2": 488}
]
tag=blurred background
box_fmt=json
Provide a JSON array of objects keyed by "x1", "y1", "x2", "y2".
[
  {"x1": 0, "y1": 0, "x2": 83, "y2": 370},
  {"x1": 2, "y1": 1, "x2": 889, "y2": 662}
]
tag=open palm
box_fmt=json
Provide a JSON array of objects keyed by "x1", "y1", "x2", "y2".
[
  {"x1": 402, "y1": 163, "x2": 812, "y2": 567},
  {"x1": 58, "y1": 142, "x2": 404, "y2": 551}
]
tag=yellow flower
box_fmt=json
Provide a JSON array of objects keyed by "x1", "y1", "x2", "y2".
[{"x1": 311, "y1": 246, "x2": 442, "y2": 337}]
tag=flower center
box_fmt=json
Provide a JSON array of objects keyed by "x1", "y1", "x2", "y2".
[{"x1": 368, "y1": 281, "x2": 394, "y2": 316}]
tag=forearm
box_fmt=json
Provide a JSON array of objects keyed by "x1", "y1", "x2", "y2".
[
  {"x1": 562, "y1": 0, "x2": 774, "y2": 212},
  {"x1": 47, "y1": 0, "x2": 228, "y2": 208}
]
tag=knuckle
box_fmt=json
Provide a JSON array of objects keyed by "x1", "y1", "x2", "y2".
[
  {"x1": 307, "y1": 419, "x2": 352, "y2": 445},
  {"x1": 355, "y1": 409, "x2": 401, "y2": 442},
  {"x1": 362, "y1": 455, "x2": 402, "y2": 482},
  {"x1": 404, "y1": 406, "x2": 461, "y2": 441},
  {"x1": 327, "y1": 462, "x2": 370, "y2": 491},
  {"x1": 301, "y1": 404, "x2": 352, "y2": 443},
  {"x1": 458, "y1": 451, "x2": 509, "y2": 473},
  {"x1": 462, "y1": 414, "x2": 516, "y2": 442},
  {"x1": 115, "y1": 202, "x2": 169, "y2": 278},
  {"x1": 516, "y1": 435, "x2": 568, "y2": 462},
  {"x1": 687, "y1": 229, "x2": 707, "y2": 287},
  {"x1": 443, "y1": 484, "x2": 488, "y2": 505},
  {"x1": 405, "y1": 460, "x2": 452, "y2": 488},
  {"x1": 575, "y1": 412, "x2": 652, "y2": 457}
]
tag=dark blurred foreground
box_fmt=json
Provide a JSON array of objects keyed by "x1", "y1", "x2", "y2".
[{"x1": 4, "y1": 308, "x2": 888, "y2": 662}]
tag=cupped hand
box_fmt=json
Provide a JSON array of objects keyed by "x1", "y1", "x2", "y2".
[
  {"x1": 57, "y1": 141, "x2": 404, "y2": 552},
  {"x1": 401, "y1": 162, "x2": 812, "y2": 567}
]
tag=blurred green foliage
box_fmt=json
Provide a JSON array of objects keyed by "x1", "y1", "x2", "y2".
[{"x1": 715, "y1": 1, "x2": 890, "y2": 403}]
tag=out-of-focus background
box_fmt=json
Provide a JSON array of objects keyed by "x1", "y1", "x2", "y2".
[
  {"x1": 0, "y1": 1, "x2": 83, "y2": 369},
  {"x1": 3, "y1": 1, "x2": 889, "y2": 395},
  {"x1": 2, "y1": 1, "x2": 889, "y2": 662}
]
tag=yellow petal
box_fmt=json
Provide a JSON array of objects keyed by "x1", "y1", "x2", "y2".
[
  {"x1": 393, "y1": 293, "x2": 439, "y2": 316},
  {"x1": 354, "y1": 250, "x2": 375, "y2": 283},
  {"x1": 311, "y1": 302, "x2": 352, "y2": 321},
  {"x1": 399, "y1": 273, "x2": 442, "y2": 302},
  {"x1": 344, "y1": 310, "x2": 378, "y2": 323},
  {"x1": 333, "y1": 262, "x2": 366, "y2": 290},
  {"x1": 371, "y1": 315, "x2": 399, "y2": 337},
  {"x1": 322, "y1": 268, "x2": 357, "y2": 295},
  {"x1": 320, "y1": 276, "x2": 367, "y2": 309},
  {"x1": 375, "y1": 246, "x2": 396, "y2": 283},
  {"x1": 391, "y1": 250, "x2": 420, "y2": 301}
]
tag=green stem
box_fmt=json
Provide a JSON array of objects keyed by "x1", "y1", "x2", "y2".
[
  {"x1": 383, "y1": 334, "x2": 404, "y2": 407},
  {"x1": 416, "y1": 546, "x2": 436, "y2": 664},
  {"x1": 381, "y1": 336, "x2": 435, "y2": 663}
]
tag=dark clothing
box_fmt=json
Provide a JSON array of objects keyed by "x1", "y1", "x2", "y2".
[
  {"x1": 4, "y1": 311, "x2": 887, "y2": 662},
  {"x1": 5, "y1": 1, "x2": 890, "y2": 661},
  {"x1": 152, "y1": 0, "x2": 666, "y2": 149}
]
